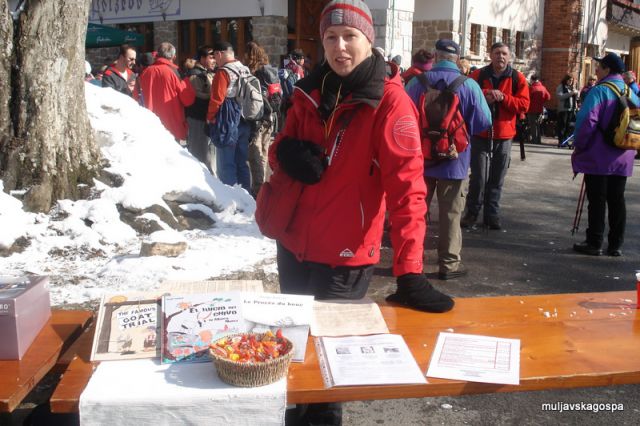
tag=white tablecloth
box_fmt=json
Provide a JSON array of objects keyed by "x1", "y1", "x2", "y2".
[{"x1": 79, "y1": 359, "x2": 286, "y2": 425}]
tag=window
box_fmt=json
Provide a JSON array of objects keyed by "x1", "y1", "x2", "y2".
[
  {"x1": 487, "y1": 27, "x2": 496, "y2": 53},
  {"x1": 515, "y1": 31, "x2": 525, "y2": 59},
  {"x1": 502, "y1": 29, "x2": 511, "y2": 48},
  {"x1": 469, "y1": 24, "x2": 480, "y2": 55}
]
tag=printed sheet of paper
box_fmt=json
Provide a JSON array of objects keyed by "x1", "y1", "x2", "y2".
[
  {"x1": 159, "y1": 280, "x2": 263, "y2": 294},
  {"x1": 310, "y1": 297, "x2": 389, "y2": 337},
  {"x1": 315, "y1": 334, "x2": 426, "y2": 387},
  {"x1": 426, "y1": 332, "x2": 520, "y2": 385}
]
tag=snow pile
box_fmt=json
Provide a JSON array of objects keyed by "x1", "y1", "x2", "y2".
[
  {"x1": 0, "y1": 84, "x2": 276, "y2": 305},
  {"x1": 0, "y1": 181, "x2": 37, "y2": 249}
]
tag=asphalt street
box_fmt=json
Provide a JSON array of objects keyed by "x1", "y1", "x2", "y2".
[{"x1": 348, "y1": 137, "x2": 640, "y2": 425}]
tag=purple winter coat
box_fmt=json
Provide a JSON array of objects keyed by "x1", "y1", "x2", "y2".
[{"x1": 572, "y1": 74, "x2": 637, "y2": 177}]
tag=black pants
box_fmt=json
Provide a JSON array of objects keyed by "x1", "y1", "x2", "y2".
[
  {"x1": 277, "y1": 243, "x2": 374, "y2": 426},
  {"x1": 556, "y1": 111, "x2": 574, "y2": 145},
  {"x1": 584, "y1": 174, "x2": 627, "y2": 250}
]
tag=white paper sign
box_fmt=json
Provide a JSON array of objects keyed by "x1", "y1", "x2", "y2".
[{"x1": 426, "y1": 332, "x2": 520, "y2": 385}]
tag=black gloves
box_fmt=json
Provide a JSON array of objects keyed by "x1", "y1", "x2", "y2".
[
  {"x1": 276, "y1": 138, "x2": 326, "y2": 185},
  {"x1": 386, "y1": 273, "x2": 454, "y2": 313}
]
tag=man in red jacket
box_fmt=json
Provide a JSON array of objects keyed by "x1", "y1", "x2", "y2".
[
  {"x1": 526, "y1": 75, "x2": 550, "y2": 144},
  {"x1": 138, "y1": 42, "x2": 195, "y2": 142},
  {"x1": 461, "y1": 42, "x2": 530, "y2": 230}
]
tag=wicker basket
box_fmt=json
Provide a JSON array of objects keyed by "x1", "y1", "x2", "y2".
[{"x1": 209, "y1": 333, "x2": 294, "y2": 387}]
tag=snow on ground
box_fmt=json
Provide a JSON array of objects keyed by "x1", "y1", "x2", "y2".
[{"x1": 0, "y1": 83, "x2": 276, "y2": 305}]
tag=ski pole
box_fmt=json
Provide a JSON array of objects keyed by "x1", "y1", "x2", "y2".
[
  {"x1": 560, "y1": 134, "x2": 574, "y2": 147},
  {"x1": 571, "y1": 175, "x2": 585, "y2": 235}
]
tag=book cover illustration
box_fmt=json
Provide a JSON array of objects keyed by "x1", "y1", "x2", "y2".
[
  {"x1": 161, "y1": 292, "x2": 244, "y2": 363},
  {"x1": 90, "y1": 293, "x2": 161, "y2": 361},
  {"x1": 242, "y1": 292, "x2": 314, "y2": 362}
]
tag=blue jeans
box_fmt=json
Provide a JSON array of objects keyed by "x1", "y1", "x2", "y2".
[
  {"x1": 216, "y1": 120, "x2": 251, "y2": 190},
  {"x1": 466, "y1": 137, "x2": 512, "y2": 220}
]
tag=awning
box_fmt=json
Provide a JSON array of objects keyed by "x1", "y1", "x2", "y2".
[{"x1": 86, "y1": 23, "x2": 144, "y2": 48}]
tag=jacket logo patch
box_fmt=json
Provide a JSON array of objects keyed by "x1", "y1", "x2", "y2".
[
  {"x1": 393, "y1": 115, "x2": 421, "y2": 151},
  {"x1": 339, "y1": 249, "x2": 355, "y2": 258}
]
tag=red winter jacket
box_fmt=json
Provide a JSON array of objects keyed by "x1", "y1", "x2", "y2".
[
  {"x1": 139, "y1": 58, "x2": 195, "y2": 140},
  {"x1": 265, "y1": 66, "x2": 427, "y2": 276},
  {"x1": 470, "y1": 66, "x2": 530, "y2": 139},
  {"x1": 527, "y1": 81, "x2": 551, "y2": 114}
]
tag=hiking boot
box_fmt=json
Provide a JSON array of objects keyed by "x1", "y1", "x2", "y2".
[
  {"x1": 485, "y1": 216, "x2": 502, "y2": 230},
  {"x1": 573, "y1": 241, "x2": 603, "y2": 256},
  {"x1": 386, "y1": 274, "x2": 454, "y2": 313},
  {"x1": 438, "y1": 265, "x2": 469, "y2": 281},
  {"x1": 460, "y1": 212, "x2": 477, "y2": 228}
]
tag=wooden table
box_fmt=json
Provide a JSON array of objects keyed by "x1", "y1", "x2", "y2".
[
  {"x1": 0, "y1": 309, "x2": 93, "y2": 413},
  {"x1": 50, "y1": 291, "x2": 639, "y2": 412}
]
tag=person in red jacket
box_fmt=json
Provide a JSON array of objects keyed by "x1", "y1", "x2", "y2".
[
  {"x1": 138, "y1": 42, "x2": 195, "y2": 142},
  {"x1": 400, "y1": 49, "x2": 434, "y2": 85},
  {"x1": 461, "y1": 42, "x2": 530, "y2": 230},
  {"x1": 526, "y1": 75, "x2": 550, "y2": 144},
  {"x1": 259, "y1": 4, "x2": 453, "y2": 424}
]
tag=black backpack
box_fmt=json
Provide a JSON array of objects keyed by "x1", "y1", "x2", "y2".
[{"x1": 254, "y1": 64, "x2": 283, "y2": 119}]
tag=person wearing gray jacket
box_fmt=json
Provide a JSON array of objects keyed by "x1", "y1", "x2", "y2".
[{"x1": 555, "y1": 74, "x2": 579, "y2": 147}]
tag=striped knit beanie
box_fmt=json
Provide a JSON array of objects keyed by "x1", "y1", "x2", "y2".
[{"x1": 319, "y1": 0, "x2": 375, "y2": 43}]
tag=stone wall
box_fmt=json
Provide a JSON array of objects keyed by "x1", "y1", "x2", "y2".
[
  {"x1": 412, "y1": 19, "x2": 460, "y2": 53},
  {"x1": 251, "y1": 15, "x2": 288, "y2": 67},
  {"x1": 86, "y1": 47, "x2": 120, "y2": 71},
  {"x1": 153, "y1": 21, "x2": 178, "y2": 49},
  {"x1": 371, "y1": 8, "x2": 413, "y2": 68}
]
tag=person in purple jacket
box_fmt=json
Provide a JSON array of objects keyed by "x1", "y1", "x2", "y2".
[
  {"x1": 572, "y1": 52, "x2": 638, "y2": 257},
  {"x1": 406, "y1": 39, "x2": 492, "y2": 280}
]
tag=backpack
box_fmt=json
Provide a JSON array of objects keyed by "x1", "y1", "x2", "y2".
[
  {"x1": 598, "y1": 81, "x2": 640, "y2": 150},
  {"x1": 222, "y1": 64, "x2": 264, "y2": 121},
  {"x1": 254, "y1": 65, "x2": 283, "y2": 119},
  {"x1": 416, "y1": 73, "x2": 469, "y2": 161},
  {"x1": 279, "y1": 67, "x2": 298, "y2": 100}
]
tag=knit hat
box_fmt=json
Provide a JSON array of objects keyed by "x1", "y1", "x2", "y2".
[{"x1": 319, "y1": 0, "x2": 375, "y2": 43}]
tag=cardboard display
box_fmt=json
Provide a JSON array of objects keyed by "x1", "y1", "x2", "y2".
[{"x1": 0, "y1": 276, "x2": 51, "y2": 360}]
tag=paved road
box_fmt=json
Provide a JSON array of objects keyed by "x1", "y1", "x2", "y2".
[{"x1": 348, "y1": 138, "x2": 640, "y2": 425}]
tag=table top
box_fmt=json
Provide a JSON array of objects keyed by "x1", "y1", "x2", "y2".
[
  {"x1": 288, "y1": 290, "x2": 640, "y2": 403},
  {"x1": 50, "y1": 291, "x2": 639, "y2": 412},
  {"x1": 0, "y1": 309, "x2": 93, "y2": 412}
]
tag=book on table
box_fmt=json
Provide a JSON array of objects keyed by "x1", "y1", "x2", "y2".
[
  {"x1": 161, "y1": 291, "x2": 245, "y2": 363},
  {"x1": 241, "y1": 292, "x2": 314, "y2": 362},
  {"x1": 90, "y1": 292, "x2": 161, "y2": 361}
]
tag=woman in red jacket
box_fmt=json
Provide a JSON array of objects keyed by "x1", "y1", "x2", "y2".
[
  {"x1": 258, "y1": 3, "x2": 454, "y2": 424},
  {"x1": 257, "y1": 0, "x2": 454, "y2": 311}
]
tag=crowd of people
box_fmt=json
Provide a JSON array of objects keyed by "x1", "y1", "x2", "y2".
[{"x1": 86, "y1": 1, "x2": 636, "y2": 424}]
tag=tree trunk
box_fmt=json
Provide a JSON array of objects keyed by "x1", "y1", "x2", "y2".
[{"x1": 0, "y1": 0, "x2": 99, "y2": 213}]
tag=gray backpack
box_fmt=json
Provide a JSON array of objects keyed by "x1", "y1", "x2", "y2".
[{"x1": 223, "y1": 65, "x2": 264, "y2": 121}]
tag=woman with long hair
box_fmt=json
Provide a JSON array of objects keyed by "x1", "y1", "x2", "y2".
[
  {"x1": 244, "y1": 41, "x2": 282, "y2": 196},
  {"x1": 556, "y1": 73, "x2": 579, "y2": 147}
]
